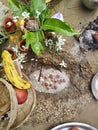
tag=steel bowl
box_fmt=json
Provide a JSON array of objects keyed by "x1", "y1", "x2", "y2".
[
  {"x1": 91, "y1": 72, "x2": 98, "y2": 100},
  {"x1": 51, "y1": 122, "x2": 97, "y2": 130}
]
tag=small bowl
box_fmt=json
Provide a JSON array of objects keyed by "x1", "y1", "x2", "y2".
[
  {"x1": 91, "y1": 73, "x2": 98, "y2": 100},
  {"x1": 18, "y1": 40, "x2": 30, "y2": 53},
  {"x1": 4, "y1": 17, "x2": 17, "y2": 33}
]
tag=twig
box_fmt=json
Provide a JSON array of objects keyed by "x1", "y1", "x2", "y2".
[{"x1": 38, "y1": 64, "x2": 43, "y2": 82}]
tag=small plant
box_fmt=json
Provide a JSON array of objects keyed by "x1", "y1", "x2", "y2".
[{"x1": 8, "y1": 0, "x2": 79, "y2": 55}]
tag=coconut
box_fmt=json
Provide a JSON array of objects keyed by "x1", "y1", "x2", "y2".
[{"x1": 29, "y1": 68, "x2": 69, "y2": 93}]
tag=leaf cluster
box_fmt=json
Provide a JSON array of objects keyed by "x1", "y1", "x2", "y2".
[{"x1": 8, "y1": 0, "x2": 79, "y2": 55}]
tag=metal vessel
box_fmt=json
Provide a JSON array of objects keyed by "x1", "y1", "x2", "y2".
[{"x1": 51, "y1": 122, "x2": 97, "y2": 130}]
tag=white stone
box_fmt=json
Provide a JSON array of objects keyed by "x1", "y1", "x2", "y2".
[{"x1": 29, "y1": 68, "x2": 70, "y2": 93}]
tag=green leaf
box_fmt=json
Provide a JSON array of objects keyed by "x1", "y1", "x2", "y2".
[
  {"x1": 30, "y1": 0, "x2": 46, "y2": 17},
  {"x1": 42, "y1": 18, "x2": 80, "y2": 36},
  {"x1": 8, "y1": 0, "x2": 28, "y2": 16},
  {"x1": 24, "y1": 31, "x2": 45, "y2": 55},
  {"x1": 39, "y1": 9, "x2": 51, "y2": 26},
  {"x1": 31, "y1": 41, "x2": 44, "y2": 55},
  {"x1": 24, "y1": 31, "x2": 35, "y2": 47}
]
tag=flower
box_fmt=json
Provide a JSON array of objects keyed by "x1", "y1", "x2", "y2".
[
  {"x1": 12, "y1": 45, "x2": 27, "y2": 68},
  {"x1": 22, "y1": 11, "x2": 30, "y2": 19},
  {"x1": 13, "y1": 16, "x2": 19, "y2": 22},
  {"x1": 45, "y1": 39, "x2": 54, "y2": 49},
  {"x1": 52, "y1": 12, "x2": 64, "y2": 22},
  {"x1": 17, "y1": 52, "x2": 27, "y2": 63},
  {"x1": 59, "y1": 60, "x2": 67, "y2": 68},
  {"x1": 56, "y1": 35, "x2": 66, "y2": 51}
]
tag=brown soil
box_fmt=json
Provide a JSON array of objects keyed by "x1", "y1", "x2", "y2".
[{"x1": 21, "y1": 35, "x2": 95, "y2": 129}]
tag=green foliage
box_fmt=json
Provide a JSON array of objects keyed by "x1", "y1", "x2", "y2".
[
  {"x1": 8, "y1": 0, "x2": 28, "y2": 16},
  {"x1": 8, "y1": 0, "x2": 79, "y2": 55},
  {"x1": 42, "y1": 18, "x2": 79, "y2": 36},
  {"x1": 30, "y1": 0, "x2": 46, "y2": 17},
  {"x1": 23, "y1": 30, "x2": 45, "y2": 55},
  {"x1": 39, "y1": 9, "x2": 51, "y2": 26}
]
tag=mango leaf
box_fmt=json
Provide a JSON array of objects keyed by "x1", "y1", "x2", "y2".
[
  {"x1": 42, "y1": 18, "x2": 80, "y2": 36},
  {"x1": 8, "y1": 0, "x2": 28, "y2": 16},
  {"x1": 31, "y1": 41, "x2": 45, "y2": 55},
  {"x1": 24, "y1": 31, "x2": 45, "y2": 55},
  {"x1": 30, "y1": 0, "x2": 46, "y2": 17},
  {"x1": 39, "y1": 9, "x2": 51, "y2": 26}
]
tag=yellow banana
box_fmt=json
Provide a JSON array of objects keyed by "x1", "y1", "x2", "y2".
[{"x1": 2, "y1": 50, "x2": 31, "y2": 89}]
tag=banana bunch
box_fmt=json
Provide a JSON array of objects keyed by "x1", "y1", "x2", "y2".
[{"x1": 2, "y1": 50, "x2": 31, "y2": 89}]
